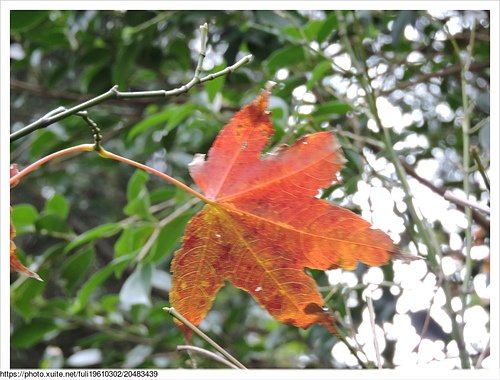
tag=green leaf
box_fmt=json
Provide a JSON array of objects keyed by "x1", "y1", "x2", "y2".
[
  {"x1": 313, "y1": 101, "x2": 352, "y2": 122},
  {"x1": 124, "y1": 196, "x2": 151, "y2": 219},
  {"x1": 164, "y1": 103, "x2": 196, "y2": 134},
  {"x1": 255, "y1": 10, "x2": 293, "y2": 29},
  {"x1": 148, "y1": 213, "x2": 193, "y2": 263},
  {"x1": 343, "y1": 147, "x2": 364, "y2": 173},
  {"x1": 119, "y1": 263, "x2": 153, "y2": 310},
  {"x1": 317, "y1": 12, "x2": 338, "y2": 43},
  {"x1": 11, "y1": 318, "x2": 60, "y2": 348},
  {"x1": 114, "y1": 225, "x2": 155, "y2": 261},
  {"x1": 281, "y1": 26, "x2": 302, "y2": 42},
  {"x1": 392, "y1": 10, "x2": 418, "y2": 46},
  {"x1": 11, "y1": 11, "x2": 48, "y2": 32},
  {"x1": 113, "y1": 43, "x2": 140, "y2": 90},
  {"x1": 150, "y1": 187, "x2": 176, "y2": 204},
  {"x1": 306, "y1": 60, "x2": 332, "y2": 90},
  {"x1": 26, "y1": 26, "x2": 68, "y2": 50},
  {"x1": 205, "y1": 63, "x2": 227, "y2": 103},
  {"x1": 71, "y1": 255, "x2": 133, "y2": 313},
  {"x1": 167, "y1": 39, "x2": 191, "y2": 70},
  {"x1": 12, "y1": 204, "x2": 39, "y2": 235},
  {"x1": 11, "y1": 275, "x2": 47, "y2": 321},
  {"x1": 265, "y1": 45, "x2": 305, "y2": 73},
  {"x1": 64, "y1": 223, "x2": 122, "y2": 253},
  {"x1": 61, "y1": 247, "x2": 95, "y2": 293},
  {"x1": 304, "y1": 20, "x2": 323, "y2": 41},
  {"x1": 124, "y1": 170, "x2": 151, "y2": 218},
  {"x1": 127, "y1": 103, "x2": 195, "y2": 142},
  {"x1": 44, "y1": 194, "x2": 70, "y2": 220},
  {"x1": 35, "y1": 214, "x2": 72, "y2": 234},
  {"x1": 127, "y1": 170, "x2": 149, "y2": 201},
  {"x1": 29, "y1": 130, "x2": 60, "y2": 161}
]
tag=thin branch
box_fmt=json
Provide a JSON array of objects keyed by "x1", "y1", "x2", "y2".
[
  {"x1": 469, "y1": 116, "x2": 489, "y2": 135},
  {"x1": 10, "y1": 78, "x2": 160, "y2": 109},
  {"x1": 475, "y1": 337, "x2": 490, "y2": 369},
  {"x1": 163, "y1": 307, "x2": 247, "y2": 370},
  {"x1": 446, "y1": 24, "x2": 476, "y2": 371},
  {"x1": 379, "y1": 61, "x2": 489, "y2": 95},
  {"x1": 336, "y1": 112, "x2": 490, "y2": 229},
  {"x1": 97, "y1": 148, "x2": 213, "y2": 204},
  {"x1": 416, "y1": 273, "x2": 444, "y2": 353},
  {"x1": 177, "y1": 345, "x2": 239, "y2": 369},
  {"x1": 400, "y1": 160, "x2": 490, "y2": 229},
  {"x1": 366, "y1": 295, "x2": 382, "y2": 369},
  {"x1": 10, "y1": 23, "x2": 253, "y2": 142},
  {"x1": 470, "y1": 145, "x2": 490, "y2": 191},
  {"x1": 333, "y1": 323, "x2": 372, "y2": 369}
]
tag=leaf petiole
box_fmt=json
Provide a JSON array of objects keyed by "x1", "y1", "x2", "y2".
[
  {"x1": 10, "y1": 144, "x2": 95, "y2": 187},
  {"x1": 96, "y1": 147, "x2": 213, "y2": 204},
  {"x1": 10, "y1": 143, "x2": 213, "y2": 205}
]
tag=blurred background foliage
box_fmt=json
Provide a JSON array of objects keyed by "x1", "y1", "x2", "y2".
[{"x1": 10, "y1": 10, "x2": 490, "y2": 369}]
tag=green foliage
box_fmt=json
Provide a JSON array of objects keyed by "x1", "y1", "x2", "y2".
[{"x1": 10, "y1": 9, "x2": 490, "y2": 370}]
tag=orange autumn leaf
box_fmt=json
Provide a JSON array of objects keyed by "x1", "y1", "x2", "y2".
[
  {"x1": 10, "y1": 164, "x2": 42, "y2": 281},
  {"x1": 170, "y1": 91, "x2": 397, "y2": 334}
]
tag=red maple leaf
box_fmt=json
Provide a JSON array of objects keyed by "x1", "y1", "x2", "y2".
[{"x1": 170, "y1": 91, "x2": 397, "y2": 334}]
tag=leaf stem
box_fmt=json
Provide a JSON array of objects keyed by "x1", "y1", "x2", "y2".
[
  {"x1": 163, "y1": 307, "x2": 247, "y2": 370},
  {"x1": 10, "y1": 144, "x2": 212, "y2": 206},
  {"x1": 9, "y1": 144, "x2": 95, "y2": 186},
  {"x1": 97, "y1": 148, "x2": 212, "y2": 205}
]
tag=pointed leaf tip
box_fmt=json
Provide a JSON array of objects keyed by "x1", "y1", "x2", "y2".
[{"x1": 254, "y1": 89, "x2": 270, "y2": 111}]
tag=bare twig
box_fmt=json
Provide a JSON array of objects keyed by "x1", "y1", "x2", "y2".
[
  {"x1": 163, "y1": 307, "x2": 247, "y2": 370},
  {"x1": 177, "y1": 345, "x2": 239, "y2": 369},
  {"x1": 469, "y1": 116, "x2": 490, "y2": 135},
  {"x1": 470, "y1": 145, "x2": 490, "y2": 191},
  {"x1": 415, "y1": 273, "x2": 444, "y2": 353},
  {"x1": 10, "y1": 23, "x2": 253, "y2": 142},
  {"x1": 475, "y1": 337, "x2": 490, "y2": 369},
  {"x1": 366, "y1": 295, "x2": 382, "y2": 369},
  {"x1": 443, "y1": 190, "x2": 490, "y2": 214},
  {"x1": 400, "y1": 160, "x2": 490, "y2": 230},
  {"x1": 379, "y1": 61, "x2": 489, "y2": 95}
]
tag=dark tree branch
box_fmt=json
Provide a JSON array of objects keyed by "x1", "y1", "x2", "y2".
[{"x1": 380, "y1": 61, "x2": 489, "y2": 95}]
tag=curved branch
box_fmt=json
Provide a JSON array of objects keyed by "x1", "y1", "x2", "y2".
[
  {"x1": 10, "y1": 23, "x2": 253, "y2": 142},
  {"x1": 164, "y1": 307, "x2": 247, "y2": 370},
  {"x1": 177, "y1": 345, "x2": 239, "y2": 369}
]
